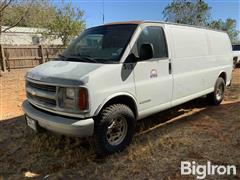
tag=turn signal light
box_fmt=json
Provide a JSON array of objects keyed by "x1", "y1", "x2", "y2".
[{"x1": 79, "y1": 88, "x2": 88, "y2": 111}]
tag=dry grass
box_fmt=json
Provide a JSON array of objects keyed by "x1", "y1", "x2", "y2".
[{"x1": 0, "y1": 69, "x2": 239, "y2": 179}]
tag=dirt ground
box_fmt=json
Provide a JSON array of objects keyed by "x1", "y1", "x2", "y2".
[{"x1": 0, "y1": 69, "x2": 239, "y2": 179}]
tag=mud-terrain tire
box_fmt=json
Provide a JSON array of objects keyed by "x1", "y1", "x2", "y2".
[
  {"x1": 207, "y1": 77, "x2": 225, "y2": 105},
  {"x1": 94, "y1": 104, "x2": 136, "y2": 155}
]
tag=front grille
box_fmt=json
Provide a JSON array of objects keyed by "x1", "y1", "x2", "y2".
[
  {"x1": 27, "y1": 93, "x2": 56, "y2": 106},
  {"x1": 26, "y1": 80, "x2": 57, "y2": 108},
  {"x1": 27, "y1": 81, "x2": 56, "y2": 92}
]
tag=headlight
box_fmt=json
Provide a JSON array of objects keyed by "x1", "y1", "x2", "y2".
[
  {"x1": 63, "y1": 88, "x2": 76, "y2": 109},
  {"x1": 66, "y1": 88, "x2": 75, "y2": 99},
  {"x1": 58, "y1": 87, "x2": 89, "y2": 112}
]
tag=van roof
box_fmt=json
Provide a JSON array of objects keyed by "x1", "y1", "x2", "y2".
[
  {"x1": 105, "y1": 21, "x2": 144, "y2": 25},
  {"x1": 105, "y1": 20, "x2": 225, "y2": 33}
]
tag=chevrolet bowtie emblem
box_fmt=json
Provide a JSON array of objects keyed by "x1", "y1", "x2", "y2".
[{"x1": 29, "y1": 89, "x2": 36, "y2": 96}]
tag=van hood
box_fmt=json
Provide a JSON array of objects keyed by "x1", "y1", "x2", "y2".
[{"x1": 26, "y1": 61, "x2": 103, "y2": 86}]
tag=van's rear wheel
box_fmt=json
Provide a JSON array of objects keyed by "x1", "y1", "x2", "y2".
[
  {"x1": 207, "y1": 77, "x2": 225, "y2": 105},
  {"x1": 94, "y1": 104, "x2": 136, "y2": 155}
]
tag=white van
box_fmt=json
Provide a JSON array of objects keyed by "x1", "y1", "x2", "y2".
[
  {"x1": 232, "y1": 44, "x2": 240, "y2": 68},
  {"x1": 22, "y1": 21, "x2": 233, "y2": 154}
]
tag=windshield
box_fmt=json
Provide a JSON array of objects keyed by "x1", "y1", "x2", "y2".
[
  {"x1": 232, "y1": 45, "x2": 240, "y2": 51},
  {"x1": 62, "y1": 24, "x2": 137, "y2": 63}
]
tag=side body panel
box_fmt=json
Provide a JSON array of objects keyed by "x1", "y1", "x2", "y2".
[
  {"x1": 168, "y1": 24, "x2": 232, "y2": 107},
  {"x1": 205, "y1": 30, "x2": 233, "y2": 87}
]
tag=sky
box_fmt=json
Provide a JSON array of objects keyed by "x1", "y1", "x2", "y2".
[{"x1": 54, "y1": 0, "x2": 240, "y2": 29}]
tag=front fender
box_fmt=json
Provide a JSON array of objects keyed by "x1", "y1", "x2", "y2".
[{"x1": 93, "y1": 92, "x2": 138, "y2": 117}]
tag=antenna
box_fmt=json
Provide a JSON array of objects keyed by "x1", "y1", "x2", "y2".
[{"x1": 102, "y1": 0, "x2": 105, "y2": 24}]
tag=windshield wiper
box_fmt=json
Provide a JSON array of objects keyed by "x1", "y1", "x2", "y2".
[
  {"x1": 56, "y1": 54, "x2": 67, "y2": 61},
  {"x1": 59, "y1": 54, "x2": 117, "y2": 64},
  {"x1": 68, "y1": 54, "x2": 98, "y2": 63},
  {"x1": 94, "y1": 58, "x2": 118, "y2": 64},
  {"x1": 78, "y1": 56, "x2": 98, "y2": 63},
  {"x1": 60, "y1": 55, "x2": 98, "y2": 63},
  {"x1": 59, "y1": 54, "x2": 66, "y2": 58}
]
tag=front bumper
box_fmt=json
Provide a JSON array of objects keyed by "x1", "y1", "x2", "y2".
[{"x1": 22, "y1": 100, "x2": 94, "y2": 137}]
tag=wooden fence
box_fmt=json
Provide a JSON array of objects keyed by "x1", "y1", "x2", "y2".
[{"x1": 0, "y1": 45, "x2": 65, "y2": 71}]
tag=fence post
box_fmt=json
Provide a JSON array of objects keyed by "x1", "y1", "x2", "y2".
[
  {"x1": 39, "y1": 45, "x2": 45, "y2": 64},
  {"x1": 0, "y1": 44, "x2": 6, "y2": 72}
]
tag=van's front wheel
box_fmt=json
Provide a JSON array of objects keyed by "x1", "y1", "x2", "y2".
[
  {"x1": 207, "y1": 77, "x2": 225, "y2": 105},
  {"x1": 94, "y1": 104, "x2": 136, "y2": 155}
]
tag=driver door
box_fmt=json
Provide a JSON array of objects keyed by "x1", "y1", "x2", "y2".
[{"x1": 133, "y1": 25, "x2": 173, "y2": 116}]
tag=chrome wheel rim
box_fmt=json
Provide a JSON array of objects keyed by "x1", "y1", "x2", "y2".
[
  {"x1": 106, "y1": 117, "x2": 128, "y2": 146},
  {"x1": 216, "y1": 84, "x2": 224, "y2": 101}
]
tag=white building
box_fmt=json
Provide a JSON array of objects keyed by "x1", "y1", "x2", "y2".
[{"x1": 0, "y1": 26, "x2": 63, "y2": 45}]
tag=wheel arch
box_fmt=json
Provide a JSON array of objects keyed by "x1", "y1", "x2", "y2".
[
  {"x1": 218, "y1": 71, "x2": 227, "y2": 85},
  {"x1": 94, "y1": 93, "x2": 138, "y2": 119}
]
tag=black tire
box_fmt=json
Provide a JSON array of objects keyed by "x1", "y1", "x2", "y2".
[
  {"x1": 207, "y1": 77, "x2": 225, "y2": 105},
  {"x1": 94, "y1": 104, "x2": 136, "y2": 155}
]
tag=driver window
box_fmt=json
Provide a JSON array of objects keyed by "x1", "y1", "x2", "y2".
[{"x1": 136, "y1": 26, "x2": 168, "y2": 59}]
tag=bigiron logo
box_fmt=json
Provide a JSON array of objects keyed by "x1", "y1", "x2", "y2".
[{"x1": 181, "y1": 161, "x2": 237, "y2": 179}]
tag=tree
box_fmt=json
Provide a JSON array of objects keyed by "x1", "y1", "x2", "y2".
[
  {"x1": 0, "y1": 0, "x2": 34, "y2": 33},
  {"x1": 2, "y1": 0, "x2": 56, "y2": 28},
  {"x1": 1, "y1": 0, "x2": 85, "y2": 46},
  {"x1": 45, "y1": 1, "x2": 85, "y2": 46},
  {"x1": 163, "y1": 0, "x2": 239, "y2": 43},
  {"x1": 163, "y1": 0, "x2": 211, "y2": 26},
  {"x1": 209, "y1": 19, "x2": 239, "y2": 43}
]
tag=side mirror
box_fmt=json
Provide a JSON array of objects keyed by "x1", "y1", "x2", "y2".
[{"x1": 139, "y1": 43, "x2": 154, "y2": 60}]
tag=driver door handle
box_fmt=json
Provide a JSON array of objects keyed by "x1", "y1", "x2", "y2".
[{"x1": 168, "y1": 59, "x2": 172, "y2": 74}]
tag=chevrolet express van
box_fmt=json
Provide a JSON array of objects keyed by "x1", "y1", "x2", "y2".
[{"x1": 23, "y1": 21, "x2": 233, "y2": 154}]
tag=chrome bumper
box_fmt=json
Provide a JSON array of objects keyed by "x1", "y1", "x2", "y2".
[{"x1": 22, "y1": 100, "x2": 94, "y2": 137}]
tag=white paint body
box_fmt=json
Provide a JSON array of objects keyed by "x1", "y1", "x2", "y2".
[
  {"x1": 24, "y1": 22, "x2": 233, "y2": 137},
  {"x1": 233, "y1": 51, "x2": 240, "y2": 64},
  {"x1": 87, "y1": 23, "x2": 232, "y2": 120}
]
